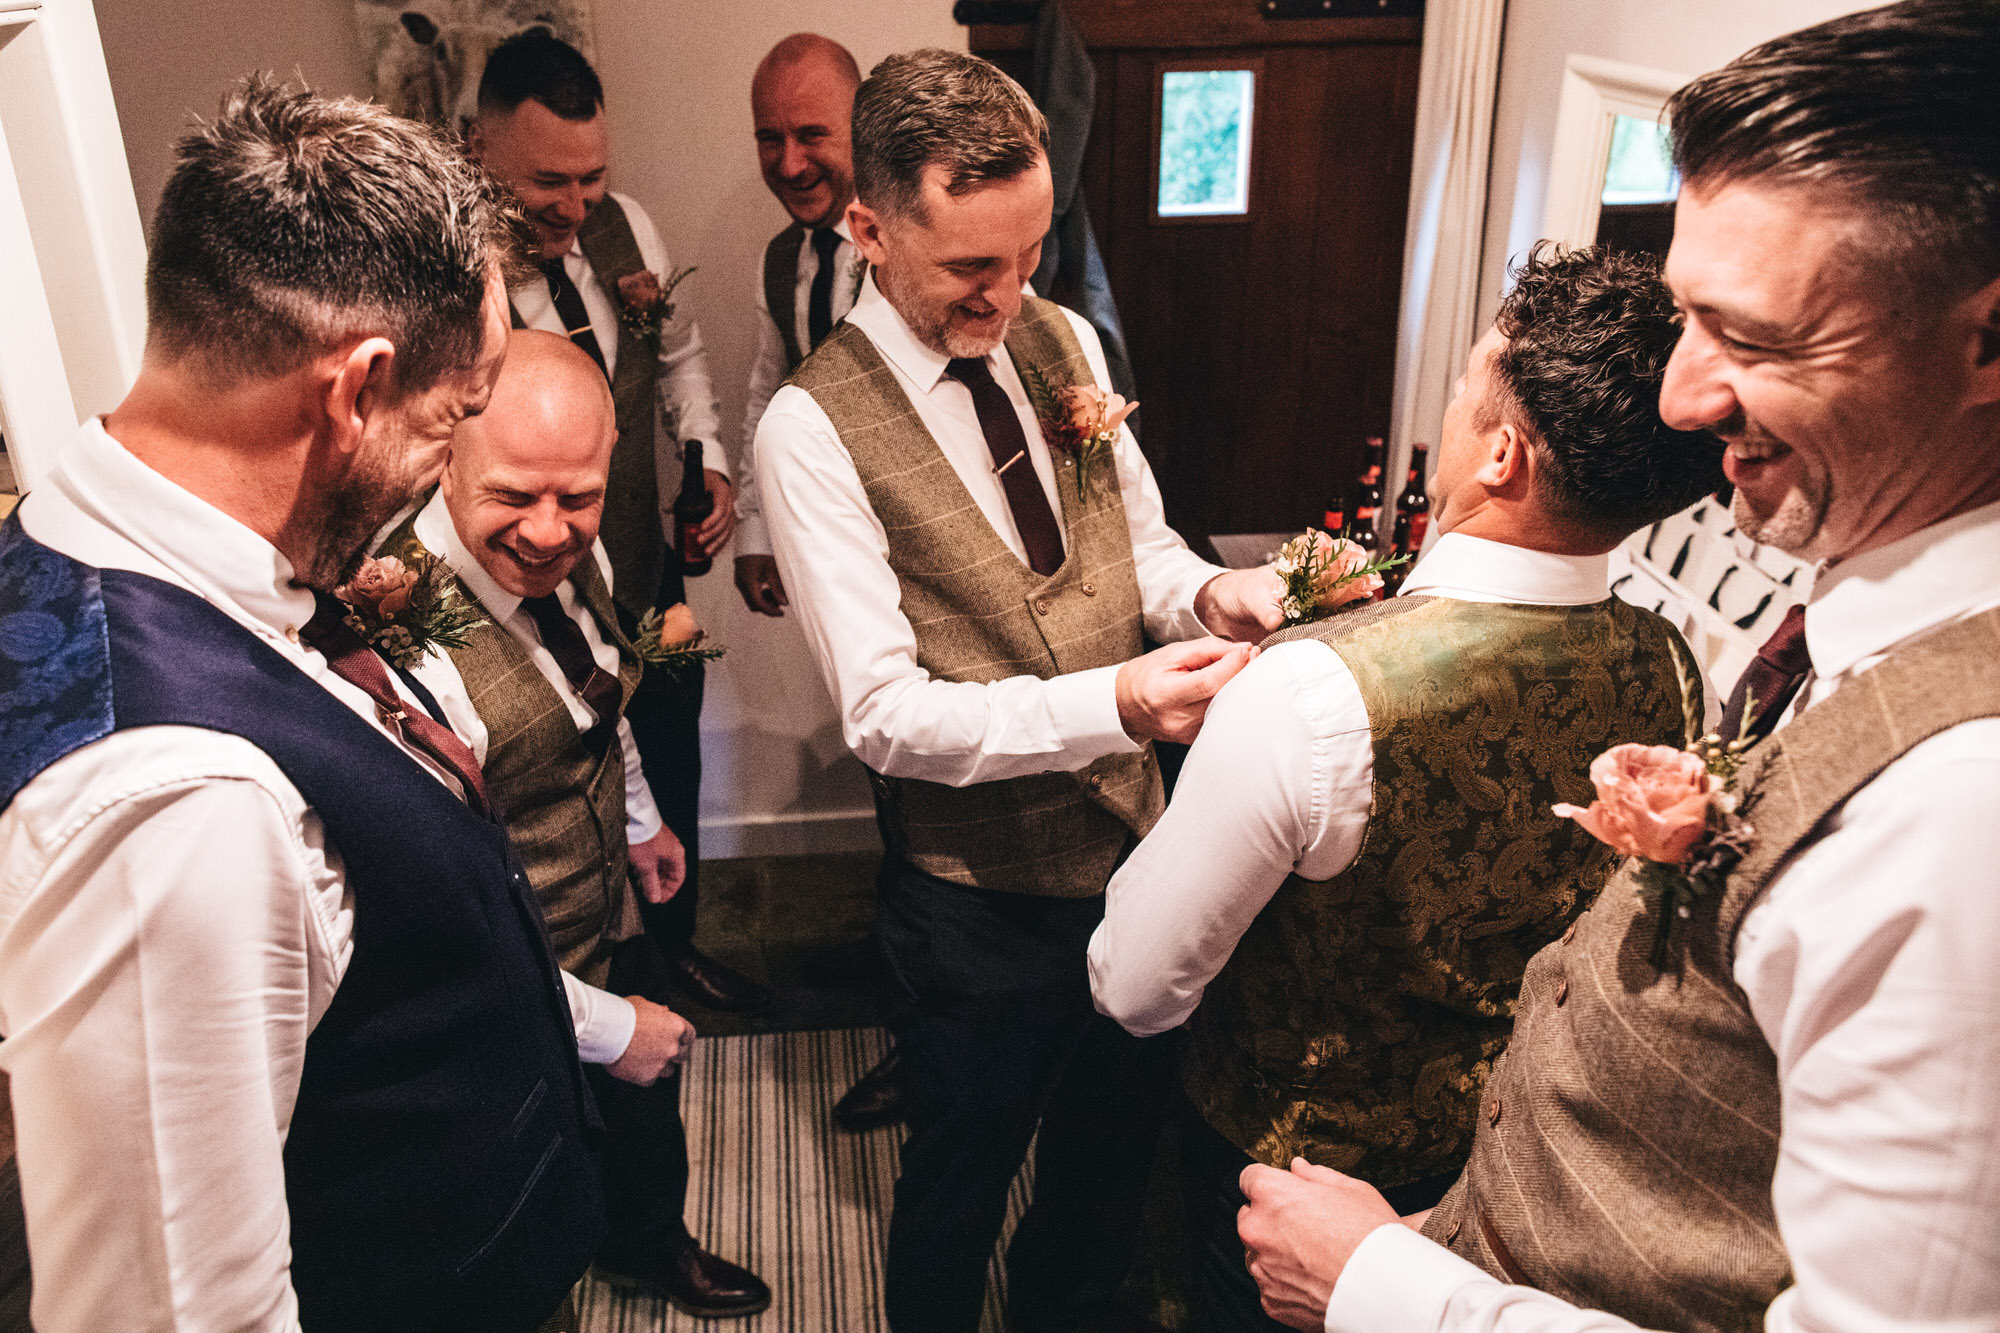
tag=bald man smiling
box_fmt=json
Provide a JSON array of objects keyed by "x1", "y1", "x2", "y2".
[{"x1": 383, "y1": 330, "x2": 771, "y2": 1317}]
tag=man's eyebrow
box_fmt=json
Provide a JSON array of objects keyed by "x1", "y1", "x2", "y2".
[{"x1": 1687, "y1": 299, "x2": 1795, "y2": 344}]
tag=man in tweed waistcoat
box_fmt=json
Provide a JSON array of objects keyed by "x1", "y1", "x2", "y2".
[
  {"x1": 757, "y1": 48, "x2": 1288, "y2": 1333},
  {"x1": 1236, "y1": 5, "x2": 2000, "y2": 1331},
  {"x1": 1090, "y1": 246, "x2": 1721, "y2": 1333}
]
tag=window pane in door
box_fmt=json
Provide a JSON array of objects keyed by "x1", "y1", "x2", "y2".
[
  {"x1": 1601, "y1": 115, "x2": 1678, "y2": 205},
  {"x1": 1159, "y1": 69, "x2": 1254, "y2": 216}
]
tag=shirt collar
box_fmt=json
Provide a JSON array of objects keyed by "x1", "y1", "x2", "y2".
[
  {"x1": 1398, "y1": 531, "x2": 1612, "y2": 606},
  {"x1": 414, "y1": 489, "x2": 525, "y2": 626},
  {"x1": 843, "y1": 269, "x2": 964, "y2": 395},
  {"x1": 1802, "y1": 498, "x2": 2000, "y2": 681},
  {"x1": 43, "y1": 418, "x2": 316, "y2": 636}
]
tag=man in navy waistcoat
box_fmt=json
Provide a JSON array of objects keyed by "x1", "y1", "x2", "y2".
[{"x1": 0, "y1": 79, "x2": 683, "y2": 1332}]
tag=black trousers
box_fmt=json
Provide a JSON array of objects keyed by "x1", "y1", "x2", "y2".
[
  {"x1": 582, "y1": 936, "x2": 695, "y2": 1262},
  {"x1": 622, "y1": 565, "x2": 705, "y2": 956},
  {"x1": 1178, "y1": 1094, "x2": 1459, "y2": 1333},
  {"x1": 877, "y1": 857, "x2": 1173, "y2": 1333}
]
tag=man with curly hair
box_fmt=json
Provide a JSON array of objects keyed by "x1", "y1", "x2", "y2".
[{"x1": 1089, "y1": 244, "x2": 1723, "y2": 1333}]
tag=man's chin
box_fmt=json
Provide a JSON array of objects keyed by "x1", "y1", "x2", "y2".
[
  {"x1": 1732, "y1": 486, "x2": 1827, "y2": 557},
  {"x1": 942, "y1": 318, "x2": 1009, "y2": 360}
]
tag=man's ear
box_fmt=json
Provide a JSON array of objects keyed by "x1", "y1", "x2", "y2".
[
  {"x1": 322, "y1": 337, "x2": 398, "y2": 457},
  {"x1": 1473, "y1": 421, "x2": 1527, "y2": 490},
  {"x1": 847, "y1": 199, "x2": 888, "y2": 269}
]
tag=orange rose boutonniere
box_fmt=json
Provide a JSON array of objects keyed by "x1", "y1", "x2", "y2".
[
  {"x1": 336, "y1": 554, "x2": 486, "y2": 670},
  {"x1": 634, "y1": 600, "x2": 725, "y2": 680}
]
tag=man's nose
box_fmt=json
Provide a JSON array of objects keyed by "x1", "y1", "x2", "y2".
[
  {"x1": 1658, "y1": 330, "x2": 1736, "y2": 433},
  {"x1": 983, "y1": 275, "x2": 1024, "y2": 321},
  {"x1": 781, "y1": 138, "x2": 813, "y2": 183},
  {"x1": 518, "y1": 502, "x2": 570, "y2": 552}
]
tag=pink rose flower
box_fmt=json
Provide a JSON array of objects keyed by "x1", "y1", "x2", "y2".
[
  {"x1": 618, "y1": 269, "x2": 664, "y2": 314},
  {"x1": 1554, "y1": 743, "x2": 1718, "y2": 864},
  {"x1": 1311, "y1": 535, "x2": 1382, "y2": 611},
  {"x1": 655, "y1": 601, "x2": 700, "y2": 648},
  {"x1": 342, "y1": 556, "x2": 419, "y2": 620},
  {"x1": 1057, "y1": 384, "x2": 1139, "y2": 439}
]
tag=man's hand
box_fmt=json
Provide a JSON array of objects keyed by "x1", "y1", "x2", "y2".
[
  {"x1": 605, "y1": 995, "x2": 695, "y2": 1085},
  {"x1": 1114, "y1": 637, "x2": 1255, "y2": 744},
  {"x1": 694, "y1": 468, "x2": 737, "y2": 556},
  {"x1": 629, "y1": 826, "x2": 687, "y2": 903},
  {"x1": 1238, "y1": 1158, "x2": 1402, "y2": 1331},
  {"x1": 734, "y1": 554, "x2": 789, "y2": 616},
  {"x1": 1195, "y1": 564, "x2": 1288, "y2": 642}
]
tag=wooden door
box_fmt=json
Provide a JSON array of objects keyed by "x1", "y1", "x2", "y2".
[{"x1": 975, "y1": 2, "x2": 1422, "y2": 544}]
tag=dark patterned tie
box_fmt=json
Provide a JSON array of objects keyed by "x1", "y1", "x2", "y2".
[
  {"x1": 945, "y1": 357, "x2": 1065, "y2": 576},
  {"x1": 808, "y1": 227, "x2": 842, "y2": 348},
  {"x1": 541, "y1": 257, "x2": 609, "y2": 381},
  {"x1": 1718, "y1": 603, "x2": 1812, "y2": 743},
  {"x1": 520, "y1": 592, "x2": 622, "y2": 734},
  {"x1": 301, "y1": 593, "x2": 492, "y2": 816}
]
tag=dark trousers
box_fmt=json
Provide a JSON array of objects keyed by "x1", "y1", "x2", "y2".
[
  {"x1": 622, "y1": 566, "x2": 704, "y2": 956},
  {"x1": 878, "y1": 857, "x2": 1172, "y2": 1333},
  {"x1": 1178, "y1": 1095, "x2": 1458, "y2": 1333},
  {"x1": 582, "y1": 936, "x2": 694, "y2": 1262}
]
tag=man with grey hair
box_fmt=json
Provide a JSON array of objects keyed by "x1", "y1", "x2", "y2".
[
  {"x1": 0, "y1": 81, "x2": 603, "y2": 1332},
  {"x1": 1235, "y1": 3, "x2": 2000, "y2": 1330},
  {"x1": 758, "y1": 47, "x2": 1287, "y2": 1332}
]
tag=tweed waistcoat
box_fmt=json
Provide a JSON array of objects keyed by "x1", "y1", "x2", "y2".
[
  {"x1": 1182, "y1": 595, "x2": 1699, "y2": 1185},
  {"x1": 382, "y1": 515, "x2": 643, "y2": 987},
  {"x1": 789, "y1": 296, "x2": 1162, "y2": 897},
  {"x1": 510, "y1": 197, "x2": 662, "y2": 616},
  {"x1": 1423, "y1": 604, "x2": 2000, "y2": 1333}
]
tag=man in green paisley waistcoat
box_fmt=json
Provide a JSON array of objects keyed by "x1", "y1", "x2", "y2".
[
  {"x1": 389, "y1": 332, "x2": 771, "y2": 1319},
  {"x1": 1090, "y1": 245, "x2": 1723, "y2": 1332},
  {"x1": 756, "y1": 49, "x2": 1290, "y2": 1333},
  {"x1": 1234, "y1": 5, "x2": 2000, "y2": 1331}
]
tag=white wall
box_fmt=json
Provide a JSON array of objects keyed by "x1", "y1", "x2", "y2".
[
  {"x1": 1476, "y1": 0, "x2": 1875, "y2": 328},
  {"x1": 92, "y1": 0, "x2": 964, "y2": 857}
]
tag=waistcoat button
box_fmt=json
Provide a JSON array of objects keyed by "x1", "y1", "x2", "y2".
[
  {"x1": 1554, "y1": 977, "x2": 1569, "y2": 1006},
  {"x1": 1088, "y1": 773, "x2": 1104, "y2": 789},
  {"x1": 1082, "y1": 582, "x2": 1097, "y2": 596},
  {"x1": 1485, "y1": 1097, "x2": 1501, "y2": 1126},
  {"x1": 1035, "y1": 598, "x2": 1051, "y2": 615},
  {"x1": 1562, "y1": 921, "x2": 1578, "y2": 946}
]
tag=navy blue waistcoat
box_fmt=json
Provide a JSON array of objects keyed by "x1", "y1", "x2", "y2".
[{"x1": 0, "y1": 516, "x2": 604, "y2": 1331}]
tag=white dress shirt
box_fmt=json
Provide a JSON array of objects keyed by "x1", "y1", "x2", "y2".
[
  {"x1": 738, "y1": 215, "x2": 861, "y2": 556},
  {"x1": 1324, "y1": 500, "x2": 2000, "y2": 1333},
  {"x1": 511, "y1": 189, "x2": 729, "y2": 496},
  {"x1": 756, "y1": 273, "x2": 1226, "y2": 787},
  {"x1": 0, "y1": 420, "x2": 625, "y2": 1333},
  {"x1": 1088, "y1": 533, "x2": 1613, "y2": 1037}
]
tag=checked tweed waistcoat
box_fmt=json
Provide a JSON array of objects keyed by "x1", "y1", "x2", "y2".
[
  {"x1": 1182, "y1": 595, "x2": 1700, "y2": 1187},
  {"x1": 513, "y1": 196, "x2": 662, "y2": 617},
  {"x1": 382, "y1": 514, "x2": 644, "y2": 988},
  {"x1": 1422, "y1": 605, "x2": 2000, "y2": 1332},
  {"x1": 789, "y1": 296, "x2": 1162, "y2": 897}
]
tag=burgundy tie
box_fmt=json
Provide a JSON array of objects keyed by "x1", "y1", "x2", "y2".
[
  {"x1": 520, "y1": 592, "x2": 622, "y2": 734},
  {"x1": 301, "y1": 593, "x2": 492, "y2": 817},
  {"x1": 1718, "y1": 603, "x2": 1812, "y2": 743},
  {"x1": 946, "y1": 357, "x2": 1065, "y2": 576}
]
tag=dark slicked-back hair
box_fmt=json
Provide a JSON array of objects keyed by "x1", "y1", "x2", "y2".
[
  {"x1": 1666, "y1": 0, "x2": 2000, "y2": 307},
  {"x1": 1489, "y1": 244, "x2": 1724, "y2": 538},
  {"x1": 852, "y1": 48, "x2": 1048, "y2": 222},
  {"x1": 478, "y1": 29, "x2": 603, "y2": 120},
  {"x1": 146, "y1": 77, "x2": 514, "y2": 393}
]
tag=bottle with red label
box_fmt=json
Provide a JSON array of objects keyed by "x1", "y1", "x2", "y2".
[
  {"x1": 1347, "y1": 437, "x2": 1385, "y2": 555},
  {"x1": 1385, "y1": 443, "x2": 1430, "y2": 595}
]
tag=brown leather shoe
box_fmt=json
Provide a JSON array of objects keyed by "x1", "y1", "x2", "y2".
[
  {"x1": 597, "y1": 1243, "x2": 772, "y2": 1318},
  {"x1": 832, "y1": 1049, "x2": 906, "y2": 1132},
  {"x1": 666, "y1": 947, "x2": 773, "y2": 1013}
]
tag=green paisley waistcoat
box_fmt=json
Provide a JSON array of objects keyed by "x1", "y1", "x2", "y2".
[
  {"x1": 787, "y1": 297, "x2": 1163, "y2": 898},
  {"x1": 1181, "y1": 593, "x2": 1700, "y2": 1185}
]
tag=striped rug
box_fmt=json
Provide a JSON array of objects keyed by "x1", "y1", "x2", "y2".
[{"x1": 580, "y1": 1027, "x2": 1029, "y2": 1332}]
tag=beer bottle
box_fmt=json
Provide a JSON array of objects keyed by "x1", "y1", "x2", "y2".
[
  {"x1": 1347, "y1": 437, "x2": 1385, "y2": 554},
  {"x1": 674, "y1": 440, "x2": 715, "y2": 577},
  {"x1": 1385, "y1": 443, "x2": 1430, "y2": 594}
]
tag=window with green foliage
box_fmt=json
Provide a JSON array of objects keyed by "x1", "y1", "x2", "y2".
[
  {"x1": 1158, "y1": 69, "x2": 1254, "y2": 217},
  {"x1": 1601, "y1": 115, "x2": 1679, "y2": 206}
]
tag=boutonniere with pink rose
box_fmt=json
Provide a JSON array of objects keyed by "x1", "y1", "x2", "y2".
[
  {"x1": 1022, "y1": 366, "x2": 1136, "y2": 500},
  {"x1": 1555, "y1": 727, "x2": 1761, "y2": 966},
  {"x1": 634, "y1": 601, "x2": 725, "y2": 680},
  {"x1": 1273, "y1": 528, "x2": 1411, "y2": 628},
  {"x1": 337, "y1": 554, "x2": 487, "y2": 670},
  {"x1": 615, "y1": 264, "x2": 697, "y2": 355}
]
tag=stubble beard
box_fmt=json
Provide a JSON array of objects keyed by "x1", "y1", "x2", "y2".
[
  {"x1": 1732, "y1": 472, "x2": 1830, "y2": 556},
  {"x1": 878, "y1": 262, "x2": 1009, "y2": 360},
  {"x1": 299, "y1": 449, "x2": 427, "y2": 591}
]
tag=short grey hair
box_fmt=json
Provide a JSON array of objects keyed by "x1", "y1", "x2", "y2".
[
  {"x1": 146, "y1": 75, "x2": 520, "y2": 393},
  {"x1": 851, "y1": 48, "x2": 1049, "y2": 222}
]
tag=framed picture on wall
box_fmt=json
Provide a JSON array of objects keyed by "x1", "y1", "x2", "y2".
[{"x1": 354, "y1": 0, "x2": 596, "y2": 131}]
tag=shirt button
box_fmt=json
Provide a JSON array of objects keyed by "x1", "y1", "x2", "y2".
[
  {"x1": 1082, "y1": 582, "x2": 1097, "y2": 597},
  {"x1": 1485, "y1": 1097, "x2": 1502, "y2": 1126},
  {"x1": 1554, "y1": 976, "x2": 1569, "y2": 1006},
  {"x1": 1034, "y1": 598, "x2": 1052, "y2": 615},
  {"x1": 1445, "y1": 1215, "x2": 1463, "y2": 1244},
  {"x1": 1562, "y1": 921, "x2": 1578, "y2": 946},
  {"x1": 284, "y1": 624, "x2": 301, "y2": 644}
]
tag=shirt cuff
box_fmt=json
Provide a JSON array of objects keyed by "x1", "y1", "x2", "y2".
[
  {"x1": 562, "y1": 972, "x2": 639, "y2": 1064},
  {"x1": 1046, "y1": 663, "x2": 1141, "y2": 759},
  {"x1": 734, "y1": 510, "x2": 772, "y2": 557},
  {"x1": 1325, "y1": 1223, "x2": 1496, "y2": 1333}
]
